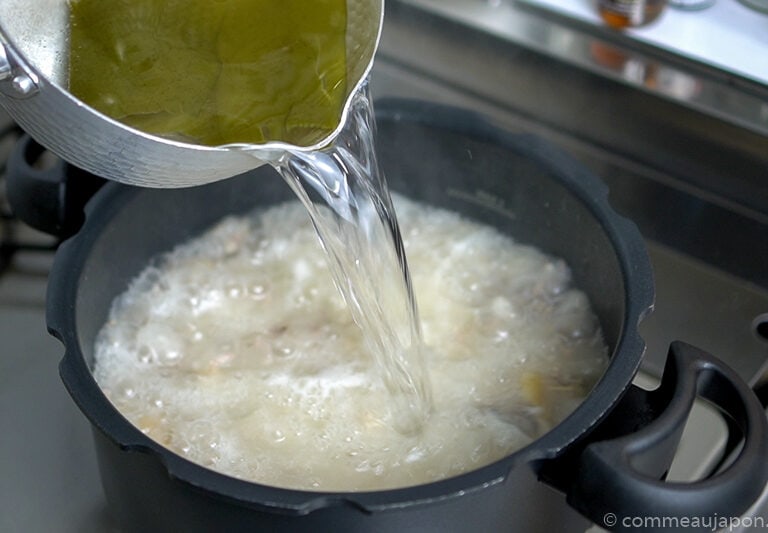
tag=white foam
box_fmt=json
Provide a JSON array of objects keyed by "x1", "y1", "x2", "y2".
[{"x1": 93, "y1": 196, "x2": 608, "y2": 491}]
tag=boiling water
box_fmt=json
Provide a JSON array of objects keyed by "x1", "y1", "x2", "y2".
[{"x1": 93, "y1": 195, "x2": 609, "y2": 491}]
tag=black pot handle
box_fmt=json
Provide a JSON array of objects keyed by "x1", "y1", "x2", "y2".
[
  {"x1": 6, "y1": 134, "x2": 105, "y2": 237},
  {"x1": 562, "y1": 341, "x2": 768, "y2": 532}
]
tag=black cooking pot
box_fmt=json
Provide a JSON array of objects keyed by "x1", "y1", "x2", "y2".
[{"x1": 14, "y1": 100, "x2": 768, "y2": 532}]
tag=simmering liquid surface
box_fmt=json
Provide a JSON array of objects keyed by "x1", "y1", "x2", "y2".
[
  {"x1": 93, "y1": 197, "x2": 609, "y2": 491},
  {"x1": 68, "y1": 0, "x2": 347, "y2": 146}
]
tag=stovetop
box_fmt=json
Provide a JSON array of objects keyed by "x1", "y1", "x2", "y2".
[{"x1": 1, "y1": 2, "x2": 767, "y2": 531}]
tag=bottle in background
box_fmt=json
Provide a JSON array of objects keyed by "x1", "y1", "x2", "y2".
[{"x1": 597, "y1": 0, "x2": 668, "y2": 28}]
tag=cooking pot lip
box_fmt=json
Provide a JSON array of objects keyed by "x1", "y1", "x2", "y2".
[{"x1": 46, "y1": 99, "x2": 655, "y2": 513}]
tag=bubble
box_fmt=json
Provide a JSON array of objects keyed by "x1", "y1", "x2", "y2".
[
  {"x1": 249, "y1": 284, "x2": 267, "y2": 299},
  {"x1": 137, "y1": 345, "x2": 152, "y2": 363},
  {"x1": 226, "y1": 284, "x2": 243, "y2": 298}
]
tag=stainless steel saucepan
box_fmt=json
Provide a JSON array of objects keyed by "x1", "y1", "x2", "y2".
[{"x1": 0, "y1": 0, "x2": 383, "y2": 187}]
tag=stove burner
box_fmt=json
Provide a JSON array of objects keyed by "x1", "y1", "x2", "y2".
[{"x1": 0, "y1": 120, "x2": 59, "y2": 276}]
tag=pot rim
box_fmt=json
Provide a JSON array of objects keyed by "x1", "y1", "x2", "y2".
[{"x1": 46, "y1": 99, "x2": 655, "y2": 514}]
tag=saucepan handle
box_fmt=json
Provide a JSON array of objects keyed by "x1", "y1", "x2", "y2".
[
  {"x1": 566, "y1": 341, "x2": 768, "y2": 532},
  {"x1": 6, "y1": 133, "x2": 105, "y2": 237}
]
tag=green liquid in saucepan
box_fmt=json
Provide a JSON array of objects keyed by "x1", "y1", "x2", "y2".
[{"x1": 68, "y1": 0, "x2": 347, "y2": 146}]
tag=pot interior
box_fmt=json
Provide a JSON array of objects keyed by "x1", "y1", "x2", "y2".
[{"x1": 59, "y1": 100, "x2": 649, "y2": 479}]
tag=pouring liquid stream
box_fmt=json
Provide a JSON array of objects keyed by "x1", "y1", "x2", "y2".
[
  {"x1": 68, "y1": 0, "x2": 432, "y2": 433},
  {"x1": 268, "y1": 85, "x2": 433, "y2": 433}
]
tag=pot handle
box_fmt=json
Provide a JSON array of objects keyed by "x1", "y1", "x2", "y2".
[
  {"x1": 563, "y1": 341, "x2": 768, "y2": 531},
  {"x1": 6, "y1": 134, "x2": 105, "y2": 237}
]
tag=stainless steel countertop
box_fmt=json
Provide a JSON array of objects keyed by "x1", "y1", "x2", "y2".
[{"x1": 397, "y1": 0, "x2": 768, "y2": 136}]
